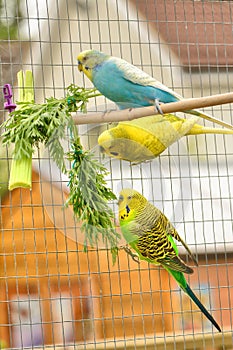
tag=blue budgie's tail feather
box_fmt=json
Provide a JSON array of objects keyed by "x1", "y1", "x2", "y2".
[
  {"x1": 184, "y1": 284, "x2": 221, "y2": 332},
  {"x1": 188, "y1": 109, "x2": 233, "y2": 130}
]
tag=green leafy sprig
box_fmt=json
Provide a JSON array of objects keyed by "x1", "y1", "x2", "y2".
[
  {"x1": 66, "y1": 138, "x2": 120, "y2": 264},
  {"x1": 1, "y1": 84, "x2": 100, "y2": 172},
  {"x1": 1, "y1": 80, "x2": 120, "y2": 262}
]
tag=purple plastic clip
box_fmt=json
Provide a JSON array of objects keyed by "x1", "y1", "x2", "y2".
[{"x1": 3, "y1": 84, "x2": 17, "y2": 113}]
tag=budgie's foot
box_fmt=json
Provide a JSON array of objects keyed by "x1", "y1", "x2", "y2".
[
  {"x1": 120, "y1": 245, "x2": 140, "y2": 263},
  {"x1": 131, "y1": 160, "x2": 152, "y2": 166},
  {"x1": 154, "y1": 98, "x2": 164, "y2": 114}
]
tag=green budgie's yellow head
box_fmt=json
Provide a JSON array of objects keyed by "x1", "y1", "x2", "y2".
[
  {"x1": 77, "y1": 49, "x2": 109, "y2": 81},
  {"x1": 118, "y1": 188, "x2": 147, "y2": 223},
  {"x1": 118, "y1": 188, "x2": 148, "y2": 243}
]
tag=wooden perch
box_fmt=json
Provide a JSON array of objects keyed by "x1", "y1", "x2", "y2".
[{"x1": 72, "y1": 91, "x2": 233, "y2": 126}]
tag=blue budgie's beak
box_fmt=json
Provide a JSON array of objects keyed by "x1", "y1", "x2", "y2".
[{"x1": 77, "y1": 61, "x2": 83, "y2": 71}]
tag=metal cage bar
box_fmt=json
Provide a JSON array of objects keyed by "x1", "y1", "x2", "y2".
[{"x1": 1, "y1": 0, "x2": 233, "y2": 349}]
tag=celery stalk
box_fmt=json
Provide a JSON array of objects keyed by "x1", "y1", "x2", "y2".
[
  {"x1": 8, "y1": 70, "x2": 34, "y2": 190},
  {"x1": 8, "y1": 156, "x2": 32, "y2": 190}
]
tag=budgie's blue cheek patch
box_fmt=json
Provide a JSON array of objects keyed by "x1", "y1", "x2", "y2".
[{"x1": 120, "y1": 205, "x2": 131, "y2": 220}]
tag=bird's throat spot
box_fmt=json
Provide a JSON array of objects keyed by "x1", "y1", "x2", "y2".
[{"x1": 120, "y1": 205, "x2": 130, "y2": 220}]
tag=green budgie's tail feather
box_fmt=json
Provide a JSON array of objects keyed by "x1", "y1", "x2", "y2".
[
  {"x1": 167, "y1": 268, "x2": 221, "y2": 332},
  {"x1": 188, "y1": 109, "x2": 233, "y2": 131},
  {"x1": 183, "y1": 284, "x2": 221, "y2": 332}
]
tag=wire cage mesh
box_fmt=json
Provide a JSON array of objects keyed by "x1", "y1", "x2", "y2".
[{"x1": 1, "y1": 0, "x2": 233, "y2": 349}]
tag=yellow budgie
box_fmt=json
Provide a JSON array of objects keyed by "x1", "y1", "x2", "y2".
[{"x1": 98, "y1": 114, "x2": 233, "y2": 163}]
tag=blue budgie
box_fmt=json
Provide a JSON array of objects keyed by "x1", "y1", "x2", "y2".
[{"x1": 77, "y1": 49, "x2": 233, "y2": 129}]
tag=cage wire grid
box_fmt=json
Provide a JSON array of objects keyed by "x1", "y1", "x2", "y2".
[{"x1": 1, "y1": 0, "x2": 233, "y2": 349}]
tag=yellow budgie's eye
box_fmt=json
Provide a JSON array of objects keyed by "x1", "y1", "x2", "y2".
[{"x1": 110, "y1": 151, "x2": 119, "y2": 156}]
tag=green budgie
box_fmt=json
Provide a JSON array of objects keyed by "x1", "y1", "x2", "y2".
[{"x1": 118, "y1": 188, "x2": 221, "y2": 332}]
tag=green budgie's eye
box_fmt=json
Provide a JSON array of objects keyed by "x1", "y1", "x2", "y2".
[
  {"x1": 85, "y1": 66, "x2": 90, "y2": 70},
  {"x1": 127, "y1": 196, "x2": 132, "y2": 200}
]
